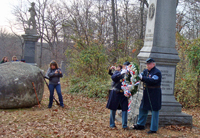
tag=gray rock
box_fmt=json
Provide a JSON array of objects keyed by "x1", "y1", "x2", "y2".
[{"x1": 0, "y1": 62, "x2": 44, "y2": 109}]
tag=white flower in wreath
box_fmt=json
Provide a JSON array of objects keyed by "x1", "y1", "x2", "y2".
[{"x1": 128, "y1": 85, "x2": 133, "y2": 91}]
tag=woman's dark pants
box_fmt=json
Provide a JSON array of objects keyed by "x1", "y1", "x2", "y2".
[{"x1": 48, "y1": 84, "x2": 64, "y2": 107}]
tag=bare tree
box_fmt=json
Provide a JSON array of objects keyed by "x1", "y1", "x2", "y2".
[
  {"x1": 36, "y1": 0, "x2": 48, "y2": 67},
  {"x1": 111, "y1": 0, "x2": 118, "y2": 62},
  {"x1": 0, "y1": 28, "x2": 22, "y2": 60},
  {"x1": 177, "y1": 0, "x2": 200, "y2": 39},
  {"x1": 9, "y1": 24, "x2": 25, "y2": 59}
]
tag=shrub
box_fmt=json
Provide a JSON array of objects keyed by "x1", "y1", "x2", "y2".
[
  {"x1": 175, "y1": 33, "x2": 200, "y2": 107},
  {"x1": 66, "y1": 38, "x2": 110, "y2": 98}
]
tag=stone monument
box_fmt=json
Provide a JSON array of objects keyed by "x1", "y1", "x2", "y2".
[
  {"x1": 129, "y1": 0, "x2": 192, "y2": 127},
  {"x1": 22, "y1": 2, "x2": 40, "y2": 65}
]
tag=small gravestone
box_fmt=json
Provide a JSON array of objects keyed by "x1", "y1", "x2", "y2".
[
  {"x1": 0, "y1": 62, "x2": 44, "y2": 109},
  {"x1": 60, "y1": 61, "x2": 67, "y2": 77}
]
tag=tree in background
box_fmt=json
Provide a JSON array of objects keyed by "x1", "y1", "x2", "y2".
[
  {"x1": 65, "y1": 37, "x2": 109, "y2": 98},
  {"x1": 111, "y1": 0, "x2": 118, "y2": 63},
  {"x1": 175, "y1": 33, "x2": 200, "y2": 107},
  {"x1": 175, "y1": 0, "x2": 200, "y2": 107},
  {"x1": 187, "y1": 38, "x2": 200, "y2": 104},
  {"x1": 0, "y1": 28, "x2": 22, "y2": 60},
  {"x1": 176, "y1": 0, "x2": 200, "y2": 39}
]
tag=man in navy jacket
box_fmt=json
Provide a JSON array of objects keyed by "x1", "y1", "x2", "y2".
[{"x1": 131, "y1": 58, "x2": 162, "y2": 134}]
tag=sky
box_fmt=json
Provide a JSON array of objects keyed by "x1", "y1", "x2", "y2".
[{"x1": 0, "y1": 0, "x2": 18, "y2": 31}]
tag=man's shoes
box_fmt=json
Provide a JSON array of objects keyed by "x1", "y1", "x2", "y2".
[
  {"x1": 48, "y1": 106, "x2": 52, "y2": 108},
  {"x1": 123, "y1": 127, "x2": 129, "y2": 130},
  {"x1": 61, "y1": 105, "x2": 64, "y2": 108},
  {"x1": 110, "y1": 126, "x2": 117, "y2": 130},
  {"x1": 130, "y1": 124, "x2": 145, "y2": 130},
  {"x1": 147, "y1": 130, "x2": 157, "y2": 134}
]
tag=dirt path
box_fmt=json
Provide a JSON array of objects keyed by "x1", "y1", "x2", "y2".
[{"x1": 0, "y1": 87, "x2": 200, "y2": 138}]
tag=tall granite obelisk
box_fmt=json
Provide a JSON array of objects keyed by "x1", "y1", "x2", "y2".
[
  {"x1": 22, "y1": 2, "x2": 39, "y2": 65},
  {"x1": 131, "y1": 0, "x2": 192, "y2": 126}
]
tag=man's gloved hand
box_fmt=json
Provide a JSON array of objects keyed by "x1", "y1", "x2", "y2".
[
  {"x1": 138, "y1": 73, "x2": 143, "y2": 80},
  {"x1": 121, "y1": 69, "x2": 127, "y2": 75}
]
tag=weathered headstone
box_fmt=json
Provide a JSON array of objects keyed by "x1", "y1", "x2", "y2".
[
  {"x1": 22, "y1": 2, "x2": 39, "y2": 65},
  {"x1": 130, "y1": 0, "x2": 192, "y2": 127},
  {"x1": 0, "y1": 62, "x2": 44, "y2": 109},
  {"x1": 60, "y1": 61, "x2": 67, "y2": 77}
]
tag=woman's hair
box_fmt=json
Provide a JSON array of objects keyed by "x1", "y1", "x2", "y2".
[
  {"x1": 117, "y1": 65, "x2": 123, "y2": 70},
  {"x1": 49, "y1": 60, "x2": 58, "y2": 69},
  {"x1": 12, "y1": 56, "x2": 17, "y2": 61},
  {"x1": 2, "y1": 56, "x2": 7, "y2": 61}
]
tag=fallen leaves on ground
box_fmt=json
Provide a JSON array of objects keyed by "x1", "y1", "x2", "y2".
[{"x1": 0, "y1": 86, "x2": 200, "y2": 138}]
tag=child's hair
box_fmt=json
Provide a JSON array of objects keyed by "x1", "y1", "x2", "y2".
[
  {"x1": 117, "y1": 65, "x2": 123, "y2": 70},
  {"x1": 49, "y1": 60, "x2": 58, "y2": 69}
]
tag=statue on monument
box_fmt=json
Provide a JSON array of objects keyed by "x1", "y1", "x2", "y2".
[
  {"x1": 148, "y1": 3, "x2": 155, "y2": 19},
  {"x1": 25, "y1": 2, "x2": 37, "y2": 35},
  {"x1": 28, "y1": 2, "x2": 36, "y2": 29}
]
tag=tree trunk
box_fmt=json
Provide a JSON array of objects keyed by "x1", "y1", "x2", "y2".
[
  {"x1": 39, "y1": 39, "x2": 43, "y2": 68},
  {"x1": 115, "y1": 0, "x2": 118, "y2": 41},
  {"x1": 125, "y1": 0, "x2": 129, "y2": 56},
  {"x1": 98, "y1": 0, "x2": 102, "y2": 43},
  {"x1": 140, "y1": 0, "x2": 145, "y2": 40},
  {"x1": 197, "y1": 75, "x2": 200, "y2": 103},
  {"x1": 85, "y1": 1, "x2": 89, "y2": 45},
  {"x1": 111, "y1": 0, "x2": 118, "y2": 62}
]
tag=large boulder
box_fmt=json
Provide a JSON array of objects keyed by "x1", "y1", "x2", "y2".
[{"x1": 0, "y1": 62, "x2": 44, "y2": 109}]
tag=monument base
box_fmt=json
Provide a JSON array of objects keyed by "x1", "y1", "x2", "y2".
[
  {"x1": 22, "y1": 34, "x2": 40, "y2": 64},
  {"x1": 116, "y1": 111, "x2": 192, "y2": 127},
  {"x1": 156, "y1": 112, "x2": 192, "y2": 127}
]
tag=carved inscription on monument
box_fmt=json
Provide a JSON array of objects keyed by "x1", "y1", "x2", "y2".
[
  {"x1": 145, "y1": 34, "x2": 154, "y2": 42},
  {"x1": 24, "y1": 41, "x2": 35, "y2": 57},
  {"x1": 157, "y1": 66, "x2": 175, "y2": 95},
  {"x1": 24, "y1": 41, "x2": 36, "y2": 63}
]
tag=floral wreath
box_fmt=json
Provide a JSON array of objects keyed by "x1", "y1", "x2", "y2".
[{"x1": 121, "y1": 62, "x2": 140, "y2": 97}]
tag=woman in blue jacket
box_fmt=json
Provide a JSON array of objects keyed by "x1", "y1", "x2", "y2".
[
  {"x1": 46, "y1": 60, "x2": 64, "y2": 108},
  {"x1": 106, "y1": 65, "x2": 128, "y2": 129}
]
